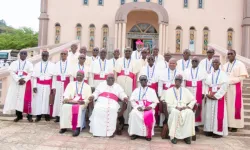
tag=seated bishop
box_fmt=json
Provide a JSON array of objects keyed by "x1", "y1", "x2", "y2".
[{"x1": 59, "y1": 70, "x2": 92, "y2": 137}]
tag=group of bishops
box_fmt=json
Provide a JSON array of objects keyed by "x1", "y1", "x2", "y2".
[{"x1": 3, "y1": 39, "x2": 249, "y2": 144}]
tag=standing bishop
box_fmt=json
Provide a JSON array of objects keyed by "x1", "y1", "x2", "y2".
[
  {"x1": 199, "y1": 48, "x2": 215, "y2": 74},
  {"x1": 71, "y1": 54, "x2": 90, "y2": 83},
  {"x1": 67, "y1": 44, "x2": 80, "y2": 66},
  {"x1": 177, "y1": 49, "x2": 192, "y2": 72},
  {"x1": 152, "y1": 47, "x2": 164, "y2": 64},
  {"x1": 131, "y1": 39, "x2": 143, "y2": 60},
  {"x1": 3, "y1": 51, "x2": 34, "y2": 122}
]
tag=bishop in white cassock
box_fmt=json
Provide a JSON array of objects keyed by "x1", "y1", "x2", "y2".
[
  {"x1": 152, "y1": 47, "x2": 164, "y2": 64},
  {"x1": 183, "y1": 57, "x2": 206, "y2": 128},
  {"x1": 79, "y1": 46, "x2": 92, "y2": 67},
  {"x1": 115, "y1": 47, "x2": 140, "y2": 124},
  {"x1": 89, "y1": 47, "x2": 100, "y2": 66},
  {"x1": 157, "y1": 53, "x2": 172, "y2": 70},
  {"x1": 204, "y1": 59, "x2": 229, "y2": 138},
  {"x1": 199, "y1": 48, "x2": 215, "y2": 75},
  {"x1": 71, "y1": 54, "x2": 90, "y2": 84},
  {"x1": 128, "y1": 75, "x2": 159, "y2": 141},
  {"x1": 67, "y1": 44, "x2": 80, "y2": 67},
  {"x1": 3, "y1": 51, "x2": 34, "y2": 122},
  {"x1": 108, "y1": 49, "x2": 120, "y2": 71},
  {"x1": 52, "y1": 50, "x2": 74, "y2": 122},
  {"x1": 59, "y1": 70, "x2": 92, "y2": 137},
  {"x1": 162, "y1": 75, "x2": 196, "y2": 144},
  {"x1": 177, "y1": 49, "x2": 192, "y2": 72},
  {"x1": 89, "y1": 74, "x2": 128, "y2": 137},
  {"x1": 89, "y1": 49, "x2": 114, "y2": 88},
  {"x1": 32, "y1": 51, "x2": 56, "y2": 122},
  {"x1": 158, "y1": 58, "x2": 183, "y2": 127},
  {"x1": 131, "y1": 39, "x2": 143, "y2": 60},
  {"x1": 223, "y1": 50, "x2": 249, "y2": 132},
  {"x1": 136, "y1": 48, "x2": 148, "y2": 73}
]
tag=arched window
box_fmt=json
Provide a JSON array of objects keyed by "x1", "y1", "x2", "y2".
[
  {"x1": 121, "y1": 0, "x2": 125, "y2": 5},
  {"x1": 203, "y1": 27, "x2": 209, "y2": 54},
  {"x1": 189, "y1": 26, "x2": 196, "y2": 53},
  {"x1": 198, "y1": 0, "x2": 203, "y2": 8},
  {"x1": 89, "y1": 24, "x2": 95, "y2": 51},
  {"x1": 83, "y1": 0, "x2": 88, "y2": 5},
  {"x1": 134, "y1": 0, "x2": 137, "y2": 2},
  {"x1": 98, "y1": 0, "x2": 104, "y2": 5},
  {"x1": 175, "y1": 26, "x2": 182, "y2": 53},
  {"x1": 102, "y1": 24, "x2": 109, "y2": 49},
  {"x1": 76, "y1": 23, "x2": 82, "y2": 41},
  {"x1": 227, "y1": 28, "x2": 234, "y2": 50},
  {"x1": 55, "y1": 23, "x2": 61, "y2": 44},
  {"x1": 158, "y1": 0, "x2": 163, "y2": 5},
  {"x1": 146, "y1": 0, "x2": 150, "y2": 2},
  {"x1": 184, "y1": 0, "x2": 188, "y2": 8}
]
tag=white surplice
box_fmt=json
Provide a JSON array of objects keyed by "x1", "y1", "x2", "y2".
[
  {"x1": 131, "y1": 50, "x2": 141, "y2": 60},
  {"x1": 136, "y1": 58, "x2": 148, "y2": 72},
  {"x1": 138, "y1": 65, "x2": 160, "y2": 89},
  {"x1": 199, "y1": 58, "x2": 214, "y2": 75},
  {"x1": 128, "y1": 87, "x2": 159, "y2": 137},
  {"x1": 70, "y1": 63, "x2": 90, "y2": 82},
  {"x1": 89, "y1": 81, "x2": 127, "y2": 136},
  {"x1": 154, "y1": 54, "x2": 164, "y2": 65},
  {"x1": 162, "y1": 87, "x2": 196, "y2": 139},
  {"x1": 60, "y1": 81, "x2": 92, "y2": 129},
  {"x1": 67, "y1": 52, "x2": 80, "y2": 67},
  {"x1": 177, "y1": 59, "x2": 192, "y2": 72},
  {"x1": 223, "y1": 60, "x2": 249, "y2": 128},
  {"x1": 204, "y1": 69, "x2": 229, "y2": 136},
  {"x1": 52, "y1": 60, "x2": 74, "y2": 117},
  {"x1": 3, "y1": 60, "x2": 33, "y2": 114},
  {"x1": 183, "y1": 67, "x2": 206, "y2": 126},
  {"x1": 32, "y1": 61, "x2": 55, "y2": 115},
  {"x1": 157, "y1": 60, "x2": 169, "y2": 70}
]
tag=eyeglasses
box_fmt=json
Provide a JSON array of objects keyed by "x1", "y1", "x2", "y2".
[
  {"x1": 93, "y1": 49, "x2": 99, "y2": 52},
  {"x1": 61, "y1": 53, "x2": 67, "y2": 55},
  {"x1": 207, "y1": 51, "x2": 214, "y2": 54},
  {"x1": 227, "y1": 53, "x2": 234, "y2": 55},
  {"x1": 140, "y1": 79, "x2": 147, "y2": 81},
  {"x1": 192, "y1": 60, "x2": 198, "y2": 62},
  {"x1": 79, "y1": 57, "x2": 86, "y2": 60},
  {"x1": 20, "y1": 52, "x2": 27, "y2": 55},
  {"x1": 42, "y1": 54, "x2": 48, "y2": 56}
]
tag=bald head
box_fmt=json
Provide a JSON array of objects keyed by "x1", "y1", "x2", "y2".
[
  {"x1": 164, "y1": 52, "x2": 172, "y2": 62},
  {"x1": 175, "y1": 74, "x2": 183, "y2": 88},
  {"x1": 92, "y1": 47, "x2": 99, "y2": 57},
  {"x1": 80, "y1": 46, "x2": 87, "y2": 55},
  {"x1": 71, "y1": 44, "x2": 78, "y2": 53},
  {"x1": 169, "y1": 58, "x2": 177, "y2": 70},
  {"x1": 100, "y1": 48, "x2": 107, "y2": 60},
  {"x1": 124, "y1": 47, "x2": 132, "y2": 59},
  {"x1": 212, "y1": 58, "x2": 221, "y2": 70},
  {"x1": 183, "y1": 49, "x2": 191, "y2": 60}
]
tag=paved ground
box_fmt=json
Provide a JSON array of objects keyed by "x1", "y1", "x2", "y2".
[{"x1": 0, "y1": 120, "x2": 249, "y2": 150}]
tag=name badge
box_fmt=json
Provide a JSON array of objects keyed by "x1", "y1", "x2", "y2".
[
  {"x1": 73, "y1": 95, "x2": 80, "y2": 101},
  {"x1": 39, "y1": 75, "x2": 45, "y2": 81},
  {"x1": 100, "y1": 72, "x2": 105, "y2": 78},
  {"x1": 124, "y1": 69, "x2": 130, "y2": 75},
  {"x1": 192, "y1": 80, "x2": 197, "y2": 87},
  {"x1": 18, "y1": 71, "x2": 23, "y2": 77},
  {"x1": 165, "y1": 81, "x2": 171, "y2": 88},
  {"x1": 212, "y1": 85, "x2": 218, "y2": 92},
  {"x1": 61, "y1": 74, "x2": 66, "y2": 81}
]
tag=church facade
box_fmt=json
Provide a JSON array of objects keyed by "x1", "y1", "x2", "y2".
[{"x1": 38, "y1": 0, "x2": 250, "y2": 57}]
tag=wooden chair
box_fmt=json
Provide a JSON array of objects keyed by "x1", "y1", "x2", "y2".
[{"x1": 160, "y1": 102, "x2": 201, "y2": 141}]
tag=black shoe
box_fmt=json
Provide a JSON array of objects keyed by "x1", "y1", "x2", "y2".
[
  {"x1": 231, "y1": 128, "x2": 238, "y2": 132},
  {"x1": 145, "y1": 137, "x2": 151, "y2": 141},
  {"x1": 205, "y1": 132, "x2": 213, "y2": 137},
  {"x1": 13, "y1": 117, "x2": 22, "y2": 122},
  {"x1": 171, "y1": 138, "x2": 177, "y2": 144},
  {"x1": 35, "y1": 116, "x2": 41, "y2": 122},
  {"x1": 72, "y1": 128, "x2": 80, "y2": 137},
  {"x1": 212, "y1": 134, "x2": 222, "y2": 138},
  {"x1": 54, "y1": 116, "x2": 60, "y2": 123},
  {"x1": 45, "y1": 115, "x2": 50, "y2": 121},
  {"x1": 59, "y1": 129, "x2": 67, "y2": 134},
  {"x1": 27, "y1": 115, "x2": 33, "y2": 122},
  {"x1": 184, "y1": 137, "x2": 191, "y2": 144},
  {"x1": 131, "y1": 135, "x2": 137, "y2": 140},
  {"x1": 195, "y1": 126, "x2": 200, "y2": 132}
]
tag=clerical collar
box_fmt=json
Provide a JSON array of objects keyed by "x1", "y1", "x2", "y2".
[
  {"x1": 19, "y1": 59, "x2": 26, "y2": 62},
  {"x1": 141, "y1": 86, "x2": 148, "y2": 89},
  {"x1": 125, "y1": 57, "x2": 131, "y2": 60},
  {"x1": 42, "y1": 61, "x2": 48, "y2": 63},
  {"x1": 61, "y1": 59, "x2": 67, "y2": 62},
  {"x1": 148, "y1": 64, "x2": 154, "y2": 68}
]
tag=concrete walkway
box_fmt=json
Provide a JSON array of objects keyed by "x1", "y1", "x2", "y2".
[{"x1": 0, "y1": 120, "x2": 249, "y2": 150}]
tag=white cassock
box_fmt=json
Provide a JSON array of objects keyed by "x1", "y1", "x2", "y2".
[
  {"x1": 84, "y1": 55, "x2": 92, "y2": 68},
  {"x1": 89, "y1": 82, "x2": 127, "y2": 136},
  {"x1": 158, "y1": 68, "x2": 183, "y2": 126},
  {"x1": 128, "y1": 87, "x2": 159, "y2": 138},
  {"x1": 70, "y1": 63, "x2": 90, "y2": 84},
  {"x1": 177, "y1": 59, "x2": 192, "y2": 72},
  {"x1": 199, "y1": 58, "x2": 214, "y2": 75},
  {"x1": 157, "y1": 60, "x2": 169, "y2": 70},
  {"x1": 154, "y1": 54, "x2": 164, "y2": 65},
  {"x1": 89, "y1": 59, "x2": 114, "y2": 88},
  {"x1": 162, "y1": 87, "x2": 196, "y2": 139},
  {"x1": 32, "y1": 61, "x2": 55, "y2": 115},
  {"x1": 52, "y1": 60, "x2": 74, "y2": 117},
  {"x1": 183, "y1": 67, "x2": 206, "y2": 126},
  {"x1": 115, "y1": 57, "x2": 140, "y2": 124},
  {"x1": 204, "y1": 69, "x2": 229, "y2": 136},
  {"x1": 3, "y1": 60, "x2": 33, "y2": 114},
  {"x1": 223, "y1": 60, "x2": 249, "y2": 128},
  {"x1": 108, "y1": 58, "x2": 118, "y2": 71},
  {"x1": 137, "y1": 58, "x2": 148, "y2": 72},
  {"x1": 67, "y1": 52, "x2": 80, "y2": 67},
  {"x1": 60, "y1": 81, "x2": 92, "y2": 130},
  {"x1": 131, "y1": 50, "x2": 141, "y2": 60}
]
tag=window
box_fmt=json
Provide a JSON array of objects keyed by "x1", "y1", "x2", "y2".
[
  {"x1": 158, "y1": 0, "x2": 163, "y2": 5},
  {"x1": 121, "y1": 0, "x2": 125, "y2": 5},
  {"x1": 146, "y1": 0, "x2": 150, "y2": 2},
  {"x1": 89, "y1": 24, "x2": 95, "y2": 51},
  {"x1": 189, "y1": 27, "x2": 196, "y2": 53},
  {"x1": 202, "y1": 27, "x2": 209, "y2": 54},
  {"x1": 227, "y1": 28, "x2": 234, "y2": 50},
  {"x1": 134, "y1": 0, "x2": 137, "y2": 2},
  {"x1": 76, "y1": 23, "x2": 82, "y2": 41},
  {"x1": 55, "y1": 23, "x2": 61, "y2": 44},
  {"x1": 102, "y1": 25, "x2": 109, "y2": 49},
  {"x1": 83, "y1": 0, "x2": 88, "y2": 5},
  {"x1": 98, "y1": 0, "x2": 104, "y2": 5},
  {"x1": 198, "y1": 0, "x2": 203, "y2": 8},
  {"x1": 184, "y1": 0, "x2": 188, "y2": 8},
  {"x1": 175, "y1": 26, "x2": 182, "y2": 53}
]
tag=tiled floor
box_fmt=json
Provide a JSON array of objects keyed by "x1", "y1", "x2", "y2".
[{"x1": 0, "y1": 120, "x2": 249, "y2": 150}]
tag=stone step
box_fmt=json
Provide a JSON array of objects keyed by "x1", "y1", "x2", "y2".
[
  {"x1": 243, "y1": 83, "x2": 250, "y2": 87},
  {"x1": 245, "y1": 122, "x2": 250, "y2": 130},
  {"x1": 244, "y1": 80, "x2": 250, "y2": 84},
  {"x1": 229, "y1": 129, "x2": 250, "y2": 137},
  {"x1": 244, "y1": 103, "x2": 250, "y2": 109},
  {"x1": 245, "y1": 110, "x2": 250, "y2": 116},
  {"x1": 243, "y1": 94, "x2": 250, "y2": 98},
  {"x1": 245, "y1": 115, "x2": 250, "y2": 122},
  {"x1": 244, "y1": 98, "x2": 250, "y2": 103}
]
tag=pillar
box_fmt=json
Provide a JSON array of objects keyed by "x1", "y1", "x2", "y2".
[
  {"x1": 159, "y1": 24, "x2": 163, "y2": 53},
  {"x1": 38, "y1": 0, "x2": 49, "y2": 46},
  {"x1": 162, "y1": 24, "x2": 166, "y2": 54},
  {"x1": 118, "y1": 23, "x2": 122, "y2": 52},
  {"x1": 165, "y1": 25, "x2": 169, "y2": 53},
  {"x1": 242, "y1": 0, "x2": 250, "y2": 58},
  {"x1": 114, "y1": 23, "x2": 118, "y2": 49},
  {"x1": 121, "y1": 23, "x2": 126, "y2": 53}
]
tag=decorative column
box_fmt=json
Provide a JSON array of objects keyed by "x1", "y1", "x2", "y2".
[
  {"x1": 158, "y1": 24, "x2": 163, "y2": 52},
  {"x1": 162, "y1": 24, "x2": 166, "y2": 54},
  {"x1": 118, "y1": 23, "x2": 122, "y2": 52},
  {"x1": 165, "y1": 25, "x2": 169, "y2": 53},
  {"x1": 121, "y1": 23, "x2": 126, "y2": 53},
  {"x1": 38, "y1": 0, "x2": 49, "y2": 46},
  {"x1": 242, "y1": 0, "x2": 250, "y2": 58},
  {"x1": 114, "y1": 23, "x2": 118, "y2": 49}
]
